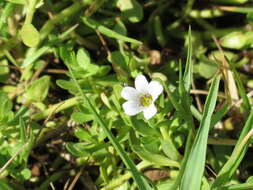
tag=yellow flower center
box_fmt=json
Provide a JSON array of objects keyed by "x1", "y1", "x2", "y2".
[{"x1": 139, "y1": 94, "x2": 152, "y2": 107}]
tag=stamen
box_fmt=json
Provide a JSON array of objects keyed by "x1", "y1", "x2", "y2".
[{"x1": 139, "y1": 94, "x2": 152, "y2": 107}]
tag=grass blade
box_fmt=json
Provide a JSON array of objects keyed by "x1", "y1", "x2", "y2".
[
  {"x1": 183, "y1": 26, "x2": 193, "y2": 92},
  {"x1": 167, "y1": 29, "x2": 195, "y2": 189},
  {"x1": 211, "y1": 110, "x2": 253, "y2": 189},
  {"x1": 180, "y1": 75, "x2": 220, "y2": 190}
]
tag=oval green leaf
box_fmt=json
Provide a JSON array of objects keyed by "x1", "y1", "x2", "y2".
[{"x1": 21, "y1": 24, "x2": 40, "y2": 47}]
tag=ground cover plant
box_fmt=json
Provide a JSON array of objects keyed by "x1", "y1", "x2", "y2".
[{"x1": 1, "y1": 0, "x2": 253, "y2": 189}]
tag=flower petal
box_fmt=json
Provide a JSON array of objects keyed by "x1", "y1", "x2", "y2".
[
  {"x1": 135, "y1": 75, "x2": 149, "y2": 93},
  {"x1": 122, "y1": 100, "x2": 143, "y2": 116},
  {"x1": 148, "y1": 81, "x2": 163, "y2": 101},
  {"x1": 121, "y1": 87, "x2": 139, "y2": 100},
  {"x1": 143, "y1": 104, "x2": 157, "y2": 120}
]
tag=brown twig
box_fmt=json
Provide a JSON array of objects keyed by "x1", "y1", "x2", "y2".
[
  {"x1": 0, "y1": 64, "x2": 21, "y2": 71},
  {"x1": 30, "y1": 61, "x2": 50, "y2": 82},
  {"x1": 44, "y1": 69, "x2": 67, "y2": 74},
  {"x1": 67, "y1": 167, "x2": 84, "y2": 190},
  {"x1": 64, "y1": 179, "x2": 71, "y2": 190},
  {"x1": 190, "y1": 89, "x2": 227, "y2": 99},
  {"x1": 95, "y1": 30, "x2": 111, "y2": 57},
  {"x1": 191, "y1": 89, "x2": 253, "y2": 107}
]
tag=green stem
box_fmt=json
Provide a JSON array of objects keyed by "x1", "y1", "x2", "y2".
[
  {"x1": 24, "y1": 0, "x2": 38, "y2": 25},
  {"x1": 101, "y1": 161, "x2": 153, "y2": 190},
  {"x1": 190, "y1": 105, "x2": 202, "y2": 121}
]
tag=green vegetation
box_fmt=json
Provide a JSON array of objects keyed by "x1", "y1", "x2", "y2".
[{"x1": 1, "y1": 0, "x2": 253, "y2": 189}]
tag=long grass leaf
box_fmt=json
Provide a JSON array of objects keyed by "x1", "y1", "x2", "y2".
[
  {"x1": 180, "y1": 75, "x2": 220, "y2": 190},
  {"x1": 211, "y1": 110, "x2": 253, "y2": 189},
  {"x1": 183, "y1": 26, "x2": 193, "y2": 92},
  {"x1": 168, "y1": 29, "x2": 195, "y2": 189}
]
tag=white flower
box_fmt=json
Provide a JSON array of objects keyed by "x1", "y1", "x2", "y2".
[{"x1": 121, "y1": 75, "x2": 163, "y2": 120}]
